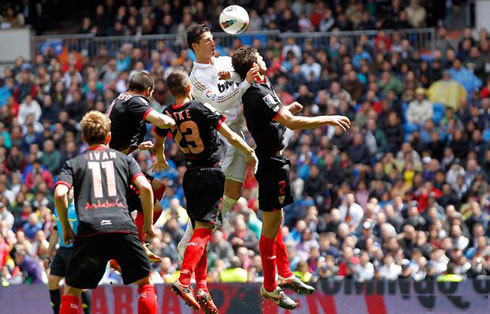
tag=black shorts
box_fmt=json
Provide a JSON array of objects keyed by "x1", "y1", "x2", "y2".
[
  {"x1": 66, "y1": 233, "x2": 151, "y2": 289},
  {"x1": 183, "y1": 167, "x2": 225, "y2": 226},
  {"x1": 127, "y1": 172, "x2": 155, "y2": 213},
  {"x1": 255, "y1": 157, "x2": 294, "y2": 211},
  {"x1": 50, "y1": 246, "x2": 72, "y2": 277}
]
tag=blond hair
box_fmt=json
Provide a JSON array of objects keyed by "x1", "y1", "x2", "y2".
[{"x1": 80, "y1": 111, "x2": 111, "y2": 145}]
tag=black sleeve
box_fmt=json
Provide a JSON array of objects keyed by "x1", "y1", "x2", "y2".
[
  {"x1": 128, "y1": 96, "x2": 153, "y2": 121},
  {"x1": 200, "y1": 102, "x2": 225, "y2": 130},
  {"x1": 247, "y1": 86, "x2": 283, "y2": 122},
  {"x1": 153, "y1": 108, "x2": 171, "y2": 137},
  {"x1": 127, "y1": 156, "x2": 144, "y2": 185},
  {"x1": 56, "y1": 160, "x2": 74, "y2": 189}
]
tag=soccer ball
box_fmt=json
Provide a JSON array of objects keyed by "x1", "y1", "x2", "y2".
[{"x1": 219, "y1": 5, "x2": 249, "y2": 34}]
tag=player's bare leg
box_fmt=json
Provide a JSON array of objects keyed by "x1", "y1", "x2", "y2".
[
  {"x1": 222, "y1": 178, "x2": 242, "y2": 213},
  {"x1": 259, "y1": 210, "x2": 297, "y2": 310}
]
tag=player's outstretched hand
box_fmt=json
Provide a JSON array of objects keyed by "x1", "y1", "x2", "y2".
[
  {"x1": 62, "y1": 226, "x2": 75, "y2": 245},
  {"x1": 247, "y1": 152, "x2": 259, "y2": 174},
  {"x1": 327, "y1": 115, "x2": 351, "y2": 131},
  {"x1": 142, "y1": 223, "x2": 156, "y2": 240},
  {"x1": 138, "y1": 141, "x2": 154, "y2": 151},
  {"x1": 288, "y1": 102, "x2": 304, "y2": 114},
  {"x1": 219, "y1": 71, "x2": 231, "y2": 80},
  {"x1": 150, "y1": 150, "x2": 171, "y2": 172},
  {"x1": 246, "y1": 64, "x2": 260, "y2": 84}
]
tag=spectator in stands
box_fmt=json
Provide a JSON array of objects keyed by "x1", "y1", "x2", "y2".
[
  {"x1": 339, "y1": 193, "x2": 364, "y2": 231},
  {"x1": 406, "y1": 88, "x2": 433, "y2": 127}
]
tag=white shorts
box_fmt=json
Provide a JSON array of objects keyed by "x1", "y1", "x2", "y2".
[{"x1": 219, "y1": 129, "x2": 247, "y2": 183}]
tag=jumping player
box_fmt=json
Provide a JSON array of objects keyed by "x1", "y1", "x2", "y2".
[
  {"x1": 106, "y1": 71, "x2": 175, "y2": 262},
  {"x1": 177, "y1": 24, "x2": 260, "y2": 257},
  {"x1": 153, "y1": 71, "x2": 257, "y2": 313},
  {"x1": 232, "y1": 46, "x2": 351, "y2": 309},
  {"x1": 55, "y1": 111, "x2": 158, "y2": 314},
  {"x1": 46, "y1": 199, "x2": 91, "y2": 314}
]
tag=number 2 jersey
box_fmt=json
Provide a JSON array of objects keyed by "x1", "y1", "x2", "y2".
[
  {"x1": 154, "y1": 100, "x2": 226, "y2": 168},
  {"x1": 55, "y1": 145, "x2": 144, "y2": 236}
]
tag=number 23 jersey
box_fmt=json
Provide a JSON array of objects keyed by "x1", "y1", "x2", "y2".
[
  {"x1": 154, "y1": 100, "x2": 226, "y2": 168},
  {"x1": 55, "y1": 145, "x2": 143, "y2": 236}
]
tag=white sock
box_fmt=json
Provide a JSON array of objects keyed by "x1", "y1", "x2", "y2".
[
  {"x1": 221, "y1": 195, "x2": 238, "y2": 216},
  {"x1": 177, "y1": 220, "x2": 193, "y2": 263}
]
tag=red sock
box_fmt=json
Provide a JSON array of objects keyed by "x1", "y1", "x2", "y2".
[
  {"x1": 275, "y1": 229, "x2": 293, "y2": 279},
  {"x1": 138, "y1": 284, "x2": 158, "y2": 314},
  {"x1": 179, "y1": 228, "x2": 212, "y2": 286},
  {"x1": 195, "y1": 249, "x2": 208, "y2": 292},
  {"x1": 153, "y1": 181, "x2": 166, "y2": 201},
  {"x1": 259, "y1": 235, "x2": 277, "y2": 292},
  {"x1": 135, "y1": 211, "x2": 145, "y2": 242},
  {"x1": 60, "y1": 295, "x2": 79, "y2": 314}
]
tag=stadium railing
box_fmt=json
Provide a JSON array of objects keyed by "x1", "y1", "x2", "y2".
[{"x1": 30, "y1": 28, "x2": 436, "y2": 59}]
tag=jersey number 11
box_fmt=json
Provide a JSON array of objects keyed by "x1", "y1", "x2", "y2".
[{"x1": 88, "y1": 161, "x2": 117, "y2": 198}]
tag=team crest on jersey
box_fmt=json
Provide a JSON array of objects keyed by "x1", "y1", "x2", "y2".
[
  {"x1": 205, "y1": 89, "x2": 217, "y2": 101},
  {"x1": 278, "y1": 195, "x2": 285, "y2": 204},
  {"x1": 263, "y1": 94, "x2": 279, "y2": 112}
]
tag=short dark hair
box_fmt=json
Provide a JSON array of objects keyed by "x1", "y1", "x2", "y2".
[
  {"x1": 128, "y1": 71, "x2": 154, "y2": 92},
  {"x1": 166, "y1": 71, "x2": 190, "y2": 97},
  {"x1": 186, "y1": 24, "x2": 210, "y2": 51},
  {"x1": 232, "y1": 46, "x2": 257, "y2": 79}
]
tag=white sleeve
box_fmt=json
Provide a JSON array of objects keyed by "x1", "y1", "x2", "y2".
[{"x1": 190, "y1": 70, "x2": 250, "y2": 112}]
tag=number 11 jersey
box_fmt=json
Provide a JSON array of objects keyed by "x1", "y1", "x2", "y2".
[
  {"x1": 56, "y1": 145, "x2": 143, "y2": 236},
  {"x1": 154, "y1": 100, "x2": 226, "y2": 168}
]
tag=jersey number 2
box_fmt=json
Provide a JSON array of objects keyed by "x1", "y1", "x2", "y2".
[
  {"x1": 175, "y1": 121, "x2": 204, "y2": 154},
  {"x1": 88, "y1": 161, "x2": 117, "y2": 198}
]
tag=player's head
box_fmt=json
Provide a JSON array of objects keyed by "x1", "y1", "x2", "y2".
[
  {"x1": 232, "y1": 46, "x2": 267, "y2": 80},
  {"x1": 80, "y1": 111, "x2": 112, "y2": 146},
  {"x1": 128, "y1": 71, "x2": 154, "y2": 98},
  {"x1": 166, "y1": 70, "x2": 192, "y2": 99},
  {"x1": 186, "y1": 24, "x2": 215, "y2": 59}
]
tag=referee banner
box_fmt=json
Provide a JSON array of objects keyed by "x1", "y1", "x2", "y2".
[{"x1": 0, "y1": 279, "x2": 488, "y2": 313}]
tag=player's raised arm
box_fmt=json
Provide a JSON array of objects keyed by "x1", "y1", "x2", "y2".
[
  {"x1": 218, "y1": 122, "x2": 258, "y2": 173},
  {"x1": 275, "y1": 105, "x2": 351, "y2": 131},
  {"x1": 145, "y1": 110, "x2": 176, "y2": 129}
]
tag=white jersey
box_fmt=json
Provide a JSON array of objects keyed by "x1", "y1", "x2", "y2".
[{"x1": 189, "y1": 56, "x2": 250, "y2": 130}]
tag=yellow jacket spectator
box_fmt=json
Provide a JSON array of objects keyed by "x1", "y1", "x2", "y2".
[
  {"x1": 294, "y1": 261, "x2": 313, "y2": 283},
  {"x1": 427, "y1": 71, "x2": 467, "y2": 111},
  {"x1": 219, "y1": 257, "x2": 248, "y2": 283}
]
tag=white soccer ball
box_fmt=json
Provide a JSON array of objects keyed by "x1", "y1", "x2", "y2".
[{"x1": 219, "y1": 5, "x2": 249, "y2": 34}]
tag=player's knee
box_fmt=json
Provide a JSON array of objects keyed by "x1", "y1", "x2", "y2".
[
  {"x1": 261, "y1": 211, "x2": 282, "y2": 238},
  {"x1": 195, "y1": 221, "x2": 214, "y2": 230},
  {"x1": 48, "y1": 275, "x2": 61, "y2": 290},
  {"x1": 64, "y1": 285, "x2": 82, "y2": 297},
  {"x1": 135, "y1": 276, "x2": 152, "y2": 288},
  {"x1": 224, "y1": 179, "x2": 242, "y2": 200}
]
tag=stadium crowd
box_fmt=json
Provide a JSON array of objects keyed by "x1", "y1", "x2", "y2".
[{"x1": 0, "y1": 0, "x2": 489, "y2": 288}]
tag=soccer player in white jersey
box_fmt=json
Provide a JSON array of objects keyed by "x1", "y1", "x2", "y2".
[{"x1": 176, "y1": 24, "x2": 259, "y2": 257}]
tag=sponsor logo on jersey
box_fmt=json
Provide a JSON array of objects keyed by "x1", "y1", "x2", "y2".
[
  {"x1": 205, "y1": 89, "x2": 217, "y2": 101},
  {"x1": 263, "y1": 94, "x2": 280, "y2": 112},
  {"x1": 217, "y1": 81, "x2": 236, "y2": 93},
  {"x1": 101, "y1": 220, "x2": 112, "y2": 226}
]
